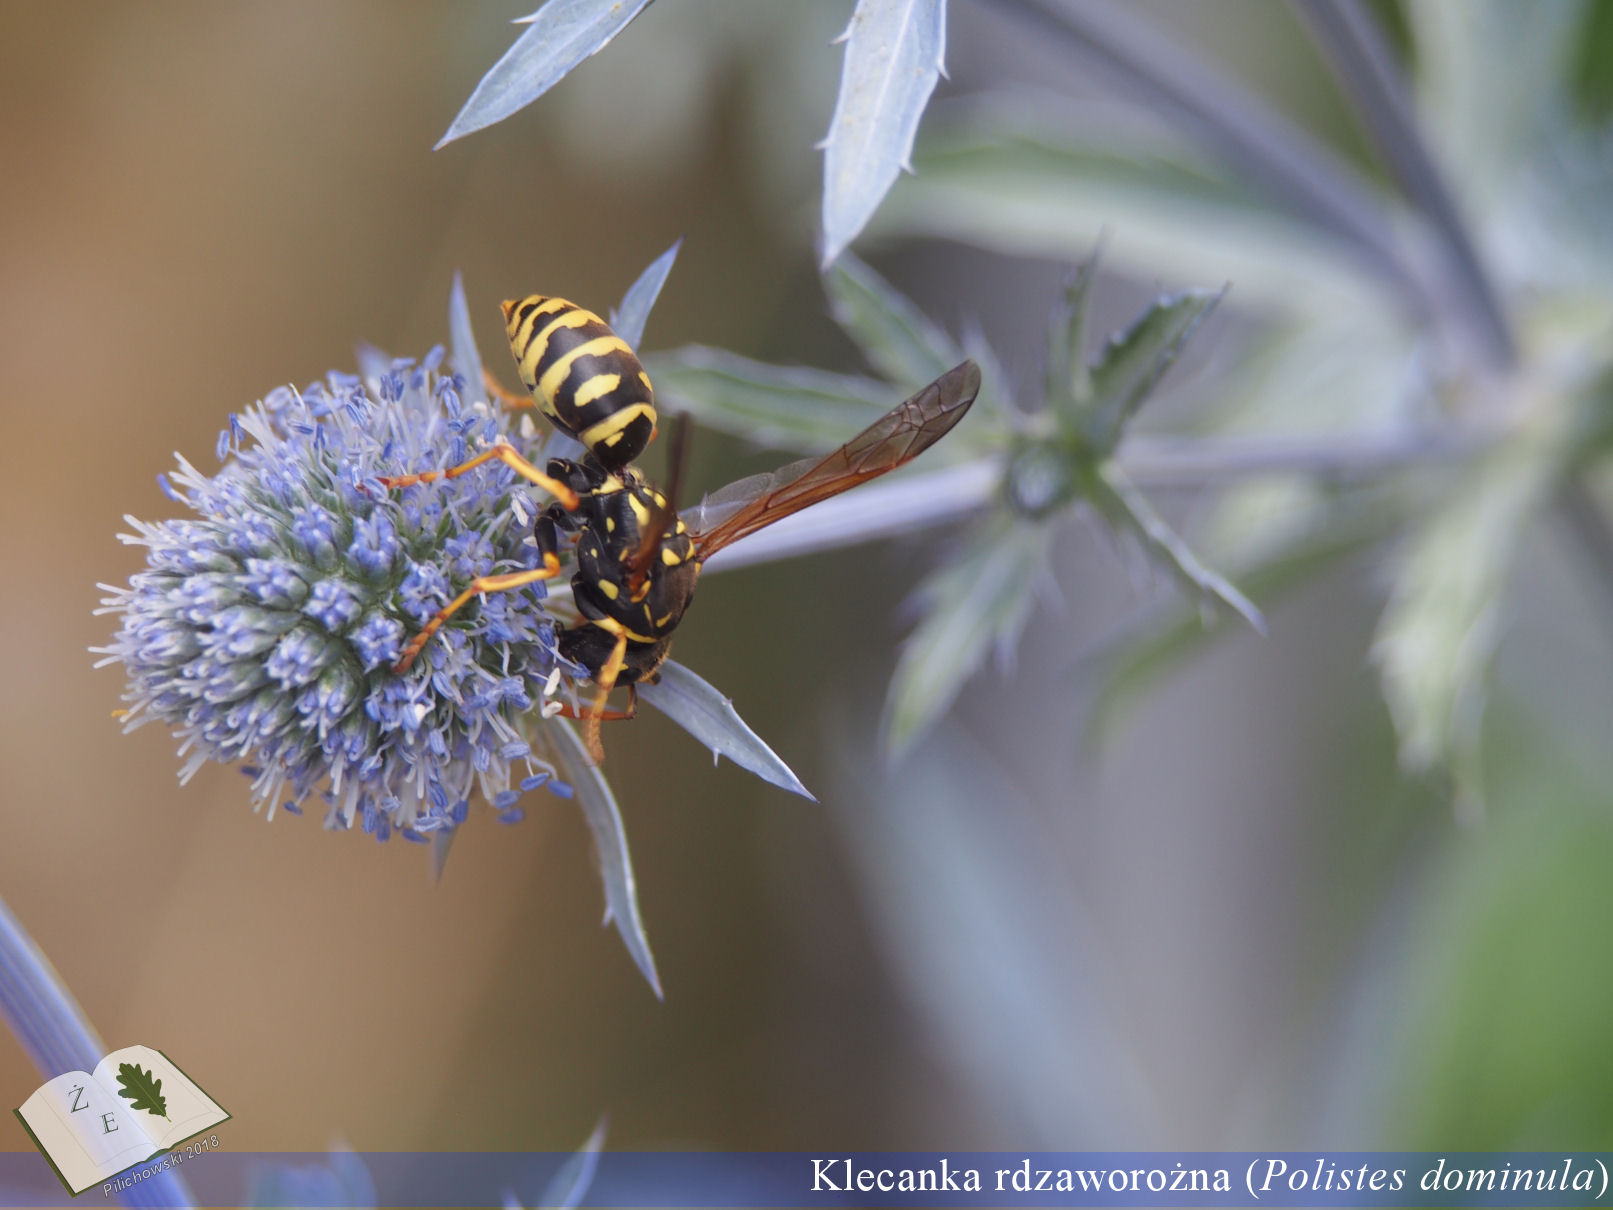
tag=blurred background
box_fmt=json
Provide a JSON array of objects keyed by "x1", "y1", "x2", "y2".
[{"x1": 3, "y1": 0, "x2": 1612, "y2": 1165}]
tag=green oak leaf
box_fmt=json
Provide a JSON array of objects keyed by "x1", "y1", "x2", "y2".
[{"x1": 115, "y1": 1062, "x2": 169, "y2": 1121}]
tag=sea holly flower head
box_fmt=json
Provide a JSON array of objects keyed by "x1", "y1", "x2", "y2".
[
  {"x1": 95, "y1": 345, "x2": 574, "y2": 841},
  {"x1": 93, "y1": 258, "x2": 813, "y2": 996}
]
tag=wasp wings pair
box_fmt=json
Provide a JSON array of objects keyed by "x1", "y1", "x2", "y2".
[{"x1": 647, "y1": 359, "x2": 982, "y2": 572}]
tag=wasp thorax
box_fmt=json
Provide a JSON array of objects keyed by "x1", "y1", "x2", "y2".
[{"x1": 500, "y1": 295, "x2": 658, "y2": 471}]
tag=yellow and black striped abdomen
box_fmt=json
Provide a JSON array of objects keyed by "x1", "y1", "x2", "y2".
[{"x1": 501, "y1": 295, "x2": 658, "y2": 471}]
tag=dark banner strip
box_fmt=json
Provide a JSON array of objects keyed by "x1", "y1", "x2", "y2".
[{"x1": 0, "y1": 1150, "x2": 1608, "y2": 1207}]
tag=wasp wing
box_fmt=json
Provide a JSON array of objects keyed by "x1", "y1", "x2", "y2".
[
  {"x1": 683, "y1": 464, "x2": 810, "y2": 533},
  {"x1": 689, "y1": 360, "x2": 980, "y2": 563}
]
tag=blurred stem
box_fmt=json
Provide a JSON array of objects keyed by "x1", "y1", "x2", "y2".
[
  {"x1": 1558, "y1": 480, "x2": 1613, "y2": 607},
  {"x1": 705, "y1": 429, "x2": 1475, "y2": 571},
  {"x1": 1119, "y1": 428, "x2": 1478, "y2": 485},
  {"x1": 982, "y1": 0, "x2": 1430, "y2": 321},
  {"x1": 0, "y1": 897, "x2": 197, "y2": 1209},
  {"x1": 0, "y1": 900, "x2": 103, "y2": 1078},
  {"x1": 1290, "y1": 0, "x2": 1516, "y2": 371}
]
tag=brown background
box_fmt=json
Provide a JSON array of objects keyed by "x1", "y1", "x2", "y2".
[{"x1": 3, "y1": 0, "x2": 1594, "y2": 1162}]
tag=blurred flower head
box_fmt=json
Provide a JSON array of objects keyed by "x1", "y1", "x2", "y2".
[{"x1": 95, "y1": 349, "x2": 574, "y2": 841}]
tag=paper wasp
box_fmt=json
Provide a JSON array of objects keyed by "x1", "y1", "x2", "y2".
[{"x1": 378, "y1": 297, "x2": 981, "y2": 761}]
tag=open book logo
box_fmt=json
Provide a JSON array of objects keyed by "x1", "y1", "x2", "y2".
[{"x1": 13, "y1": 1045, "x2": 228, "y2": 1197}]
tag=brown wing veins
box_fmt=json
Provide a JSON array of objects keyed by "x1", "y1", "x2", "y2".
[{"x1": 690, "y1": 360, "x2": 981, "y2": 562}]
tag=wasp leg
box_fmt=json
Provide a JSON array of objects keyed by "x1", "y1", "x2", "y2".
[
  {"x1": 482, "y1": 368, "x2": 535, "y2": 410},
  {"x1": 377, "y1": 443, "x2": 580, "y2": 510},
  {"x1": 393, "y1": 553, "x2": 562, "y2": 674},
  {"x1": 578, "y1": 616, "x2": 631, "y2": 763},
  {"x1": 551, "y1": 689, "x2": 637, "y2": 724}
]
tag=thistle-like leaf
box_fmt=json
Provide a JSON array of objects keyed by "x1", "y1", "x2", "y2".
[
  {"x1": 547, "y1": 720, "x2": 662, "y2": 998},
  {"x1": 1372, "y1": 434, "x2": 1558, "y2": 799},
  {"x1": 611, "y1": 240, "x2": 682, "y2": 351},
  {"x1": 1089, "y1": 460, "x2": 1265, "y2": 633},
  {"x1": 534, "y1": 1116, "x2": 607, "y2": 1210},
  {"x1": 115, "y1": 1062, "x2": 169, "y2": 1120},
  {"x1": 884, "y1": 514, "x2": 1055, "y2": 759},
  {"x1": 1044, "y1": 253, "x2": 1101, "y2": 420},
  {"x1": 829, "y1": 720, "x2": 1147, "y2": 1137},
  {"x1": 880, "y1": 99, "x2": 1385, "y2": 314},
  {"x1": 447, "y1": 271, "x2": 484, "y2": 400},
  {"x1": 353, "y1": 342, "x2": 393, "y2": 385},
  {"x1": 247, "y1": 1148, "x2": 376, "y2": 1209},
  {"x1": 825, "y1": 254, "x2": 962, "y2": 391},
  {"x1": 436, "y1": 0, "x2": 655, "y2": 149},
  {"x1": 1091, "y1": 516, "x2": 1386, "y2": 738},
  {"x1": 1081, "y1": 288, "x2": 1223, "y2": 454},
  {"x1": 639, "y1": 661, "x2": 814, "y2": 799},
  {"x1": 959, "y1": 324, "x2": 1016, "y2": 424},
  {"x1": 821, "y1": 0, "x2": 948, "y2": 266},
  {"x1": 642, "y1": 346, "x2": 891, "y2": 453},
  {"x1": 1407, "y1": 0, "x2": 1585, "y2": 199},
  {"x1": 429, "y1": 829, "x2": 456, "y2": 884}
]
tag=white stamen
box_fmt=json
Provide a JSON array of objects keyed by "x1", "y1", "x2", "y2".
[
  {"x1": 544, "y1": 667, "x2": 562, "y2": 697},
  {"x1": 540, "y1": 699, "x2": 563, "y2": 718}
]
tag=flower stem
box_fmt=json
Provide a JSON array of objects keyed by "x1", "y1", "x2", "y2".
[
  {"x1": 983, "y1": 0, "x2": 1430, "y2": 322},
  {"x1": 1118, "y1": 428, "x2": 1481, "y2": 484},
  {"x1": 1290, "y1": 0, "x2": 1516, "y2": 370}
]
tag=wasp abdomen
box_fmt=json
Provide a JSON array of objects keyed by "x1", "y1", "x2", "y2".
[{"x1": 502, "y1": 296, "x2": 657, "y2": 470}]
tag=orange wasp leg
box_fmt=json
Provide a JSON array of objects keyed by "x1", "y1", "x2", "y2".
[
  {"x1": 392, "y1": 554, "x2": 562, "y2": 674},
  {"x1": 577, "y1": 615, "x2": 632, "y2": 763},
  {"x1": 551, "y1": 687, "x2": 638, "y2": 724},
  {"x1": 482, "y1": 368, "x2": 535, "y2": 411},
  {"x1": 377, "y1": 442, "x2": 580, "y2": 511}
]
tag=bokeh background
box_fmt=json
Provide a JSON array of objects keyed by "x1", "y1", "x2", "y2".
[{"x1": 3, "y1": 0, "x2": 1612, "y2": 1167}]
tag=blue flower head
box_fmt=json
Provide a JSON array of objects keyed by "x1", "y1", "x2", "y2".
[
  {"x1": 95, "y1": 349, "x2": 573, "y2": 839},
  {"x1": 91, "y1": 256, "x2": 811, "y2": 995}
]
